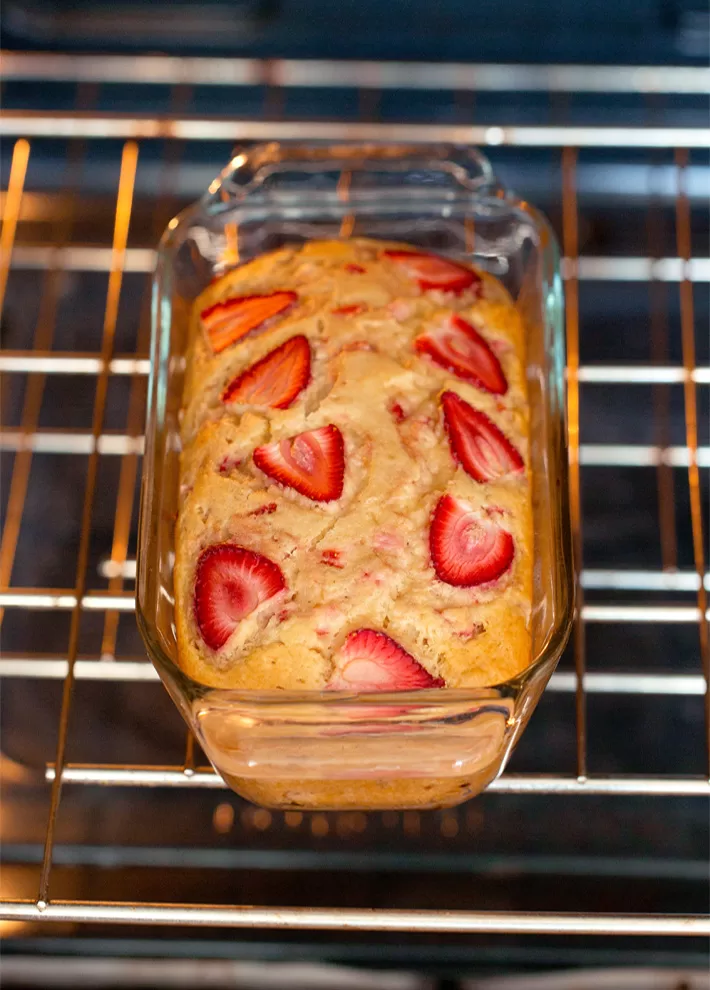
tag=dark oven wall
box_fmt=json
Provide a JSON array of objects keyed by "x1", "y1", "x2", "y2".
[{"x1": 1, "y1": 0, "x2": 709, "y2": 62}]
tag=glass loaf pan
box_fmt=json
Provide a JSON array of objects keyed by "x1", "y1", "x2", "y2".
[{"x1": 138, "y1": 143, "x2": 573, "y2": 811}]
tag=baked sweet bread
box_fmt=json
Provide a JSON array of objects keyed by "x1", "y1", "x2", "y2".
[{"x1": 175, "y1": 238, "x2": 532, "y2": 694}]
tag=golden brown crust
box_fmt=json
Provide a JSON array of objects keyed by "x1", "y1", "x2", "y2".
[{"x1": 175, "y1": 238, "x2": 532, "y2": 693}]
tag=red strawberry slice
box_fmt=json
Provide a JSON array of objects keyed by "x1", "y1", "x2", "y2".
[
  {"x1": 328, "y1": 629, "x2": 445, "y2": 691},
  {"x1": 201, "y1": 291, "x2": 297, "y2": 354},
  {"x1": 430, "y1": 494, "x2": 514, "y2": 587},
  {"x1": 321, "y1": 549, "x2": 344, "y2": 568},
  {"x1": 194, "y1": 543, "x2": 285, "y2": 651},
  {"x1": 442, "y1": 391, "x2": 524, "y2": 483},
  {"x1": 384, "y1": 250, "x2": 480, "y2": 294},
  {"x1": 415, "y1": 315, "x2": 507, "y2": 395},
  {"x1": 222, "y1": 335, "x2": 310, "y2": 409},
  {"x1": 332, "y1": 304, "x2": 366, "y2": 316},
  {"x1": 253, "y1": 424, "x2": 345, "y2": 502},
  {"x1": 389, "y1": 401, "x2": 406, "y2": 423}
]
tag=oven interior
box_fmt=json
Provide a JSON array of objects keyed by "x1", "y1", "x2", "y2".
[{"x1": 0, "y1": 6, "x2": 709, "y2": 985}]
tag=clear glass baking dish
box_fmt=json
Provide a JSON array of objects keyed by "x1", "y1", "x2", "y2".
[{"x1": 137, "y1": 142, "x2": 573, "y2": 811}]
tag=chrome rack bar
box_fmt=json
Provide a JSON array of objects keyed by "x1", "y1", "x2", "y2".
[
  {"x1": 1, "y1": 114, "x2": 709, "y2": 148},
  {"x1": 1, "y1": 588, "x2": 708, "y2": 622},
  {"x1": 6, "y1": 247, "x2": 710, "y2": 283},
  {"x1": 1, "y1": 354, "x2": 708, "y2": 384},
  {"x1": 675, "y1": 148, "x2": 710, "y2": 773},
  {"x1": 1, "y1": 899, "x2": 708, "y2": 936},
  {"x1": 36, "y1": 142, "x2": 139, "y2": 905},
  {"x1": 93, "y1": 559, "x2": 710, "y2": 590},
  {"x1": 2, "y1": 431, "x2": 709, "y2": 465},
  {"x1": 2, "y1": 53, "x2": 709, "y2": 95},
  {"x1": 0, "y1": 658, "x2": 705, "y2": 697},
  {"x1": 562, "y1": 145, "x2": 587, "y2": 780},
  {"x1": 0, "y1": 354, "x2": 151, "y2": 375},
  {"x1": 38, "y1": 764, "x2": 710, "y2": 797}
]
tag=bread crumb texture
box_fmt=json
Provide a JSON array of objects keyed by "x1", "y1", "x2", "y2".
[{"x1": 175, "y1": 238, "x2": 532, "y2": 691}]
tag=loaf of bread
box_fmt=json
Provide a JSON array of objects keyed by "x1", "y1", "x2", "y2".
[{"x1": 175, "y1": 238, "x2": 532, "y2": 693}]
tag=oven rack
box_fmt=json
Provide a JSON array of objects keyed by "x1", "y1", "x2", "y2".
[{"x1": 0, "y1": 53, "x2": 708, "y2": 941}]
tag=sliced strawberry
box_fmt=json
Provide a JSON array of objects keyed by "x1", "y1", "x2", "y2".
[
  {"x1": 217, "y1": 454, "x2": 241, "y2": 474},
  {"x1": 253, "y1": 424, "x2": 345, "y2": 502},
  {"x1": 340, "y1": 340, "x2": 375, "y2": 353},
  {"x1": 222, "y1": 335, "x2": 310, "y2": 409},
  {"x1": 249, "y1": 502, "x2": 278, "y2": 516},
  {"x1": 345, "y1": 263, "x2": 366, "y2": 274},
  {"x1": 328, "y1": 629, "x2": 445, "y2": 691},
  {"x1": 201, "y1": 291, "x2": 297, "y2": 354},
  {"x1": 430, "y1": 494, "x2": 514, "y2": 587},
  {"x1": 321, "y1": 549, "x2": 344, "y2": 568},
  {"x1": 194, "y1": 543, "x2": 285, "y2": 651},
  {"x1": 415, "y1": 315, "x2": 507, "y2": 395},
  {"x1": 442, "y1": 391, "x2": 524, "y2": 482},
  {"x1": 389, "y1": 401, "x2": 406, "y2": 423},
  {"x1": 332, "y1": 304, "x2": 366, "y2": 316},
  {"x1": 384, "y1": 250, "x2": 480, "y2": 294}
]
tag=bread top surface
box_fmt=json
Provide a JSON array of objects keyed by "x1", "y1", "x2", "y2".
[{"x1": 175, "y1": 238, "x2": 532, "y2": 691}]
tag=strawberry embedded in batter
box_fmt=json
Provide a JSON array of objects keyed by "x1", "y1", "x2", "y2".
[
  {"x1": 249, "y1": 502, "x2": 278, "y2": 517},
  {"x1": 430, "y1": 494, "x2": 514, "y2": 587},
  {"x1": 217, "y1": 454, "x2": 242, "y2": 474},
  {"x1": 454, "y1": 623, "x2": 486, "y2": 639},
  {"x1": 441, "y1": 391, "x2": 523, "y2": 482},
  {"x1": 340, "y1": 340, "x2": 375, "y2": 353},
  {"x1": 321, "y1": 549, "x2": 344, "y2": 568},
  {"x1": 201, "y1": 291, "x2": 297, "y2": 354},
  {"x1": 485, "y1": 505, "x2": 507, "y2": 518},
  {"x1": 332, "y1": 304, "x2": 366, "y2": 316},
  {"x1": 383, "y1": 250, "x2": 480, "y2": 294},
  {"x1": 193, "y1": 543, "x2": 286, "y2": 651},
  {"x1": 328, "y1": 629, "x2": 445, "y2": 691},
  {"x1": 387, "y1": 298, "x2": 416, "y2": 322},
  {"x1": 253, "y1": 424, "x2": 345, "y2": 503},
  {"x1": 389, "y1": 401, "x2": 406, "y2": 423},
  {"x1": 373, "y1": 531, "x2": 404, "y2": 553},
  {"x1": 221, "y1": 335, "x2": 310, "y2": 409},
  {"x1": 344, "y1": 263, "x2": 366, "y2": 274},
  {"x1": 416, "y1": 315, "x2": 507, "y2": 395}
]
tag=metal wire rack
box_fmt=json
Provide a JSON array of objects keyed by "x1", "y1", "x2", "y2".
[{"x1": 0, "y1": 52, "x2": 709, "y2": 945}]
